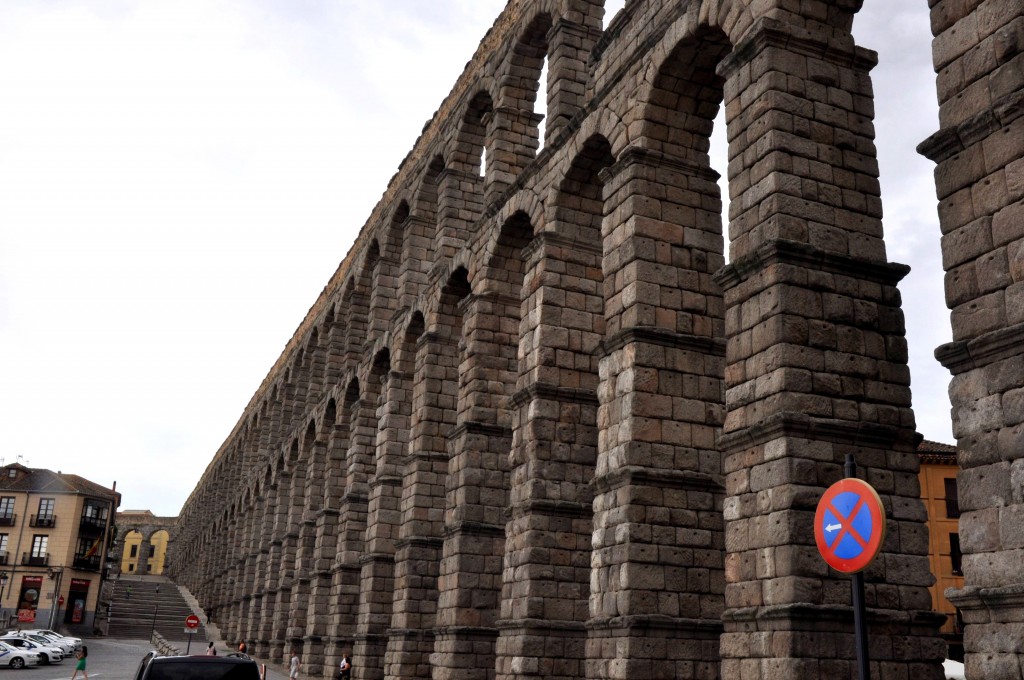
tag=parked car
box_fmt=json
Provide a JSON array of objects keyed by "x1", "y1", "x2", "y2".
[
  {"x1": 0, "y1": 636, "x2": 62, "y2": 664},
  {"x1": 8, "y1": 630, "x2": 77, "y2": 654},
  {"x1": 0, "y1": 641, "x2": 41, "y2": 669},
  {"x1": 23, "y1": 634, "x2": 74, "y2": 655},
  {"x1": 23, "y1": 629, "x2": 81, "y2": 649},
  {"x1": 133, "y1": 651, "x2": 261, "y2": 680}
]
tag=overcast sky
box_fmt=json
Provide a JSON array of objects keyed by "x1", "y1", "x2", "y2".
[{"x1": 0, "y1": 1, "x2": 949, "y2": 517}]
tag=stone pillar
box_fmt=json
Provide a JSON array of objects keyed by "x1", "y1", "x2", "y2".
[
  {"x1": 384, "y1": 333, "x2": 454, "y2": 679},
  {"x1": 494, "y1": 232, "x2": 601, "y2": 680},
  {"x1": 436, "y1": 168, "x2": 484, "y2": 263},
  {"x1": 354, "y1": 369, "x2": 409, "y2": 680},
  {"x1": 433, "y1": 292, "x2": 514, "y2": 680},
  {"x1": 271, "y1": 466, "x2": 301, "y2": 665},
  {"x1": 397, "y1": 214, "x2": 434, "y2": 307},
  {"x1": 433, "y1": 423, "x2": 511, "y2": 680},
  {"x1": 487, "y1": 107, "x2": 544, "y2": 202},
  {"x1": 261, "y1": 473, "x2": 291, "y2": 664},
  {"x1": 242, "y1": 493, "x2": 266, "y2": 647},
  {"x1": 305, "y1": 433, "x2": 340, "y2": 678},
  {"x1": 327, "y1": 395, "x2": 371, "y2": 675},
  {"x1": 919, "y1": 1, "x2": 1024, "y2": 677},
  {"x1": 713, "y1": 17, "x2": 944, "y2": 680},
  {"x1": 587, "y1": 145, "x2": 727, "y2": 680},
  {"x1": 251, "y1": 486, "x2": 274, "y2": 656},
  {"x1": 544, "y1": 18, "x2": 602, "y2": 144}
]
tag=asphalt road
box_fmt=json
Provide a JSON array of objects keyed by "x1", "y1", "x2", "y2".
[{"x1": 0, "y1": 639, "x2": 289, "y2": 680}]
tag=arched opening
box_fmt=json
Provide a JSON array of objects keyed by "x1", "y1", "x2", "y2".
[
  {"x1": 457, "y1": 90, "x2": 493, "y2": 178},
  {"x1": 512, "y1": 14, "x2": 552, "y2": 153},
  {"x1": 410, "y1": 155, "x2": 446, "y2": 268},
  {"x1": 120, "y1": 530, "x2": 144, "y2": 574}
]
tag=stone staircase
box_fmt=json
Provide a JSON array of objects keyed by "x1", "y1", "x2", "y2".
[{"x1": 107, "y1": 575, "x2": 208, "y2": 644}]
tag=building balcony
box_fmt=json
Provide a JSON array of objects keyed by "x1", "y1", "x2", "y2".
[
  {"x1": 21, "y1": 552, "x2": 48, "y2": 567},
  {"x1": 79, "y1": 516, "x2": 106, "y2": 533},
  {"x1": 0, "y1": 514, "x2": 16, "y2": 527},
  {"x1": 0, "y1": 552, "x2": 8, "y2": 566},
  {"x1": 29, "y1": 514, "x2": 56, "y2": 528},
  {"x1": 72, "y1": 555, "x2": 101, "y2": 571}
]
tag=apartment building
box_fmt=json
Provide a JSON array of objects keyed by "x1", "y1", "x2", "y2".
[
  {"x1": 917, "y1": 440, "x2": 964, "y2": 661},
  {"x1": 0, "y1": 463, "x2": 119, "y2": 633}
]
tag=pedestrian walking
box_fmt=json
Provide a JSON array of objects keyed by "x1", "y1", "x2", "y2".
[
  {"x1": 206, "y1": 642, "x2": 217, "y2": 656},
  {"x1": 338, "y1": 654, "x2": 352, "y2": 680},
  {"x1": 238, "y1": 640, "x2": 248, "y2": 654},
  {"x1": 70, "y1": 646, "x2": 88, "y2": 680},
  {"x1": 289, "y1": 650, "x2": 299, "y2": 680}
]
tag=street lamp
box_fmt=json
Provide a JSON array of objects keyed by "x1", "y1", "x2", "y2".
[
  {"x1": 0, "y1": 571, "x2": 9, "y2": 619},
  {"x1": 150, "y1": 585, "x2": 160, "y2": 640},
  {"x1": 45, "y1": 568, "x2": 63, "y2": 629}
]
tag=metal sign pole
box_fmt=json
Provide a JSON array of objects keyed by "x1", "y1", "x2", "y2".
[
  {"x1": 845, "y1": 454, "x2": 871, "y2": 680},
  {"x1": 186, "y1": 631, "x2": 193, "y2": 655}
]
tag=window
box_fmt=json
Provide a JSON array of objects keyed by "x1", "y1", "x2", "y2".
[
  {"x1": 130, "y1": 544, "x2": 138, "y2": 558},
  {"x1": 944, "y1": 478, "x2": 960, "y2": 518},
  {"x1": 28, "y1": 535, "x2": 48, "y2": 565},
  {"x1": 34, "y1": 498, "x2": 55, "y2": 526},
  {"x1": 0, "y1": 533, "x2": 7, "y2": 564},
  {"x1": 950, "y1": 532, "x2": 963, "y2": 576},
  {"x1": 82, "y1": 499, "x2": 108, "y2": 522},
  {"x1": 0, "y1": 497, "x2": 14, "y2": 523}
]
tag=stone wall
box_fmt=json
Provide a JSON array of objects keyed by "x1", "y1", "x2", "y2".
[
  {"x1": 170, "y1": 1, "x2": 1024, "y2": 679},
  {"x1": 921, "y1": 0, "x2": 1024, "y2": 678}
]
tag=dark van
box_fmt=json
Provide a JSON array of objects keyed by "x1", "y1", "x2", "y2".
[{"x1": 133, "y1": 651, "x2": 262, "y2": 680}]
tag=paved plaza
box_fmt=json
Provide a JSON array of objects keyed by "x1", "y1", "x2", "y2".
[{"x1": 6, "y1": 638, "x2": 290, "y2": 680}]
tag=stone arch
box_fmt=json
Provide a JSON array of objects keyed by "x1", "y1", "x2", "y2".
[
  {"x1": 454, "y1": 90, "x2": 495, "y2": 178},
  {"x1": 365, "y1": 239, "x2": 394, "y2": 340},
  {"x1": 305, "y1": 326, "x2": 325, "y2": 406},
  {"x1": 498, "y1": 12, "x2": 551, "y2": 154},
  {"x1": 412, "y1": 155, "x2": 445, "y2": 240},
  {"x1": 384, "y1": 200, "x2": 409, "y2": 262},
  {"x1": 342, "y1": 276, "x2": 368, "y2": 367},
  {"x1": 114, "y1": 512, "x2": 178, "y2": 576}
]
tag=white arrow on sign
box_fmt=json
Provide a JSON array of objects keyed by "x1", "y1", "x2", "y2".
[{"x1": 825, "y1": 523, "x2": 841, "y2": 533}]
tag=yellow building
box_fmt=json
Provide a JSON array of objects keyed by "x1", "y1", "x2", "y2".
[
  {"x1": 0, "y1": 463, "x2": 119, "y2": 633},
  {"x1": 917, "y1": 440, "x2": 963, "y2": 660},
  {"x1": 119, "y1": 526, "x2": 169, "y2": 575}
]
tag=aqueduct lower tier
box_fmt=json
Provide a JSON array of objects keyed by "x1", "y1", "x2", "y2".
[{"x1": 170, "y1": 1, "x2": 1024, "y2": 679}]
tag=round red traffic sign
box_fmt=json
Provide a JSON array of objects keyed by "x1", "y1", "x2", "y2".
[
  {"x1": 814, "y1": 477, "x2": 886, "y2": 573},
  {"x1": 185, "y1": 614, "x2": 201, "y2": 629}
]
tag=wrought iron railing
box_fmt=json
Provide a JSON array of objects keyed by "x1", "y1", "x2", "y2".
[{"x1": 29, "y1": 514, "x2": 56, "y2": 528}]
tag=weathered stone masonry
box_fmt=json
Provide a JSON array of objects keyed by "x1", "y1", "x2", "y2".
[{"x1": 170, "y1": 1, "x2": 1024, "y2": 679}]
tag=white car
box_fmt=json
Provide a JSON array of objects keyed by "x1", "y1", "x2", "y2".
[
  {"x1": 0, "y1": 641, "x2": 40, "y2": 669},
  {"x1": 31, "y1": 630, "x2": 80, "y2": 648},
  {"x1": 10, "y1": 630, "x2": 76, "y2": 654},
  {"x1": 0, "y1": 637, "x2": 62, "y2": 664}
]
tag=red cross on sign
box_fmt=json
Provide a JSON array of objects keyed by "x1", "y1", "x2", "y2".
[{"x1": 814, "y1": 477, "x2": 886, "y2": 573}]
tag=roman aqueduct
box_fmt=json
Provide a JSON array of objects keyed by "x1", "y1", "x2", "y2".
[{"x1": 169, "y1": 1, "x2": 1024, "y2": 678}]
